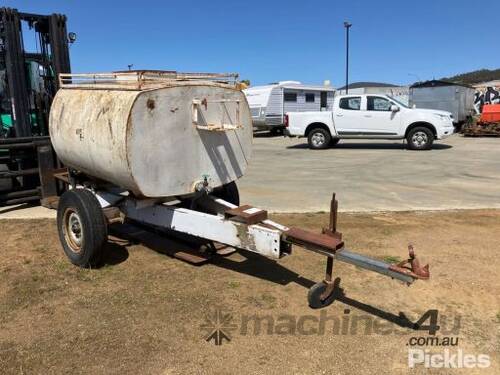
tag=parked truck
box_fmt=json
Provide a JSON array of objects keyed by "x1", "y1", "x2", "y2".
[{"x1": 285, "y1": 94, "x2": 455, "y2": 150}]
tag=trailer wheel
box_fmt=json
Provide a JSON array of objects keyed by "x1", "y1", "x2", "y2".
[
  {"x1": 214, "y1": 181, "x2": 240, "y2": 206},
  {"x1": 307, "y1": 281, "x2": 335, "y2": 309},
  {"x1": 308, "y1": 128, "x2": 331, "y2": 150},
  {"x1": 270, "y1": 127, "x2": 284, "y2": 136},
  {"x1": 57, "y1": 189, "x2": 107, "y2": 268},
  {"x1": 406, "y1": 127, "x2": 434, "y2": 150}
]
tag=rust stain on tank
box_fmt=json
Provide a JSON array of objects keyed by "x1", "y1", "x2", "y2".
[
  {"x1": 97, "y1": 106, "x2": 110, "y2": 119},
  {"x1": 147, "y1": 99, "x2": 155, "y2": 110},
  {"x1": 107, "y1": 119, "x2": 114, "y2": 139}
]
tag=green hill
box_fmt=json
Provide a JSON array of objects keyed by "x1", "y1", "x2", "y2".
[{"x1": 442, "y1": 69, "x2": 500, "y2": 85}]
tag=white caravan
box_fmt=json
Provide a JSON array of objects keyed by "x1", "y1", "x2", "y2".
[{"x1": 243, "y1": 81, "x2": 335, "y2": 133}]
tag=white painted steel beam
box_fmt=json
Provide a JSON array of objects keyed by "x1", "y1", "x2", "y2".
[{"x1": 122, "y1": 198, "x2": 282, "y2": 259}]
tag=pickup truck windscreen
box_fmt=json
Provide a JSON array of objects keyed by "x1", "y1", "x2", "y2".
[{"x1": 387, "y1": 96, "x2": 410, "y2": 108}]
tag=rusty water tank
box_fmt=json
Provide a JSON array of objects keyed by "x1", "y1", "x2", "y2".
[{"x1": 49, "y1": 72, "x2": 253, "y2": 198}]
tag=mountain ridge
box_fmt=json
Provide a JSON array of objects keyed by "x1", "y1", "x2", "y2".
[{"x1": 442, "y1": 68, "x2": 500, "y2": 85}]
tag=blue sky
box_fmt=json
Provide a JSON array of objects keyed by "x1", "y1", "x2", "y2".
[{"x1": 5, "y1": 0, "x2": 500, "y2": 87}]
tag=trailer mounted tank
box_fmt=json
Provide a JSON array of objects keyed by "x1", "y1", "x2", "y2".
[{"x1": 49, "y1": 71, "x2": 430, "y2": 308}]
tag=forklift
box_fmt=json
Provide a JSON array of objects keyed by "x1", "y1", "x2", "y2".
[{"x1": 0, "y1": 8, "x2": 74, "y2": 206}]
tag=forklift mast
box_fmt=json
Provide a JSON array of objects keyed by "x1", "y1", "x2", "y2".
[{"x1": 0, "y1": 8, "x2": 72, "y2": 206}]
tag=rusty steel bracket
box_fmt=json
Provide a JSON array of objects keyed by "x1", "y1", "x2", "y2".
[
  {"x1": 282, "y1": 193, "x2": 344, "y2": 302},
  {"x1": 224, "y1": 205, "x2": 268, "y2": 225},
  {"x1": 320, "y1": 193, "x2": 343, "y2": 301},
  {"x1": 388, "y1": 244, "x2": 430, "y2": 280},
  {"x1": 287, "y1": 192, "x2": 431, "y2": 306},
  {"x1": 322, "y1": 193, "x2": 342, "y2": 241},
  {"x1": 320, "y1": 257, "x2": 337, "y2": 301}
]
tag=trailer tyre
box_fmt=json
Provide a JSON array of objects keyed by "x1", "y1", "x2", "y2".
[
  {"x1": 214, "y1": 181, "x2": 240, "y2": 206},
  {"x1": 307, "y1": 281, "x2": 335, "y2": 309},
  {"x1": 270, "y1": 127, "x2": 284, "y2": 136},
  {"x1": 57, "y1": 189, "x2": 107, "y2": 268},
  {"x1": 406, "y1": 127, "x2": 434, "y2": 150},
  {"x1": 308, "y1": 128, "x2": 331, "y2": 150}
]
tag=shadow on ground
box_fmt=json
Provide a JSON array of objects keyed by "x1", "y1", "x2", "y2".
[
  {"x1": 211, "y1": 251, "x2": 418, "y2": 330},
  {"x1": 107, "y1": 226, "x2": 421, "y2": 331},
  {"x1": 0, "y1": 202, "x2": 37, "y2": 215},
  {"x1": 253, "y1": 131, "x2": 284, "y2": 138},
  {"x1": 100, "y1": 239, "x2": 130, "y2": 267},
  {"x1": 287, "y1": 142, "x2": 453, "y2": 150}
]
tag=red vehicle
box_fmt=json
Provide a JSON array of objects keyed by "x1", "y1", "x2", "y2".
[{"x1": 480, "y1": 104, "x2": 500, "y2": 123}]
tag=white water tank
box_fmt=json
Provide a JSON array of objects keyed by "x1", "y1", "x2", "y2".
[{"x1": 49, "y1": 72, "x2": 253, "y2": 198}]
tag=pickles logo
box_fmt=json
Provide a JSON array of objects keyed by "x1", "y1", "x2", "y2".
[
  {"x1": 200, "y1": 308, "x2": 237, "y2": 346},
  {"x1": 408, "y1": 349, "x2": 491, "y2": 369}
]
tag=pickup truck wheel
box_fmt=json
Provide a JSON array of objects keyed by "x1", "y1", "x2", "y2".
[
  {"x1": 308, "y1": 128, "x2": 331, "y2": 150},
  {"x1": 406, "y1": 127, "x2": 434, "y2": 150}
]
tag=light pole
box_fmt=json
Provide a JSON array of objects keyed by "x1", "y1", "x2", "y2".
[{"x1": 344, "y1": 21, "x2": 352, "y2": 94}]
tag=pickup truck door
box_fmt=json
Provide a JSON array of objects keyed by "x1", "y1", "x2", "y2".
[
  {"x1": 333, "y1": 96, "x2": 363, "y2": 134},
  {"x1": 359, "y1": 96, "x2": 401, "y2": 135}
]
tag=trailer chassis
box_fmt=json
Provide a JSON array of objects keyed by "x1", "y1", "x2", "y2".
[{"x1": 55, "y1": 176, "x2": 429, "y2": 308}]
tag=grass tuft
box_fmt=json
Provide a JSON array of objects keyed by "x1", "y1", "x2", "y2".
[{"x1": 382, "y1": 255, "x2": 401, "y2": 264}]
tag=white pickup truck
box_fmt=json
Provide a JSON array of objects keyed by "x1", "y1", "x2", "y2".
[{"x1": 284, "y1": 94, "x2": 455, "y2": 150}]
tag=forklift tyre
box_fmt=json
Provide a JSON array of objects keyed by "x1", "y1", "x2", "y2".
[
  {"x1": 57, "y1": 189, "x2": 107, "y2": 268},
  {"x1": 307, "y1": 281, "x2": 336, "y2": 309}
]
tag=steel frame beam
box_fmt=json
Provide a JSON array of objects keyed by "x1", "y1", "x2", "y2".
[{"x1": 120, "y1": 196, "x2": 283, "y2": 259}]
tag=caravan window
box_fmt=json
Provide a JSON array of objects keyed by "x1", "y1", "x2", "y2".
[
  {"x1": 305, "y1": 93, "x2": 315, "y2": 102},
  {"x1": 284, "y1": 92, "x2": 297, "y2": 102},
  {"x1": 250, "y1": 107, "x2": 261, "y2": 117}
]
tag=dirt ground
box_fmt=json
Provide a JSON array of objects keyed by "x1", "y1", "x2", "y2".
[{"x1": 0, "y1": 210, "x2": 499, "y2": 374}]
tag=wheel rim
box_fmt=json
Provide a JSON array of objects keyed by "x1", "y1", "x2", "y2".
[
  {"x1": 411, "y1": 131, "x2": 428, "y2": 147},
  {"x1": 311, "y1": 132, "x2": 326, "y2": 147},
  {"x1": 63, "y1": 208, "x2": 83, "y2": 253}
]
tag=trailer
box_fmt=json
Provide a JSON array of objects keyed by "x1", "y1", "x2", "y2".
[
  {"x1": 409, "y1": 80, "x2": 475, "y2": 125},
  {"x1": 50, "y1": 71, "x2": 429, "y2": 308}
]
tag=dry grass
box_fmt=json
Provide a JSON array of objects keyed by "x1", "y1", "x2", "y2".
[{"x1": 0, "y1": 210, "x2": 499, "y2": 374}]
